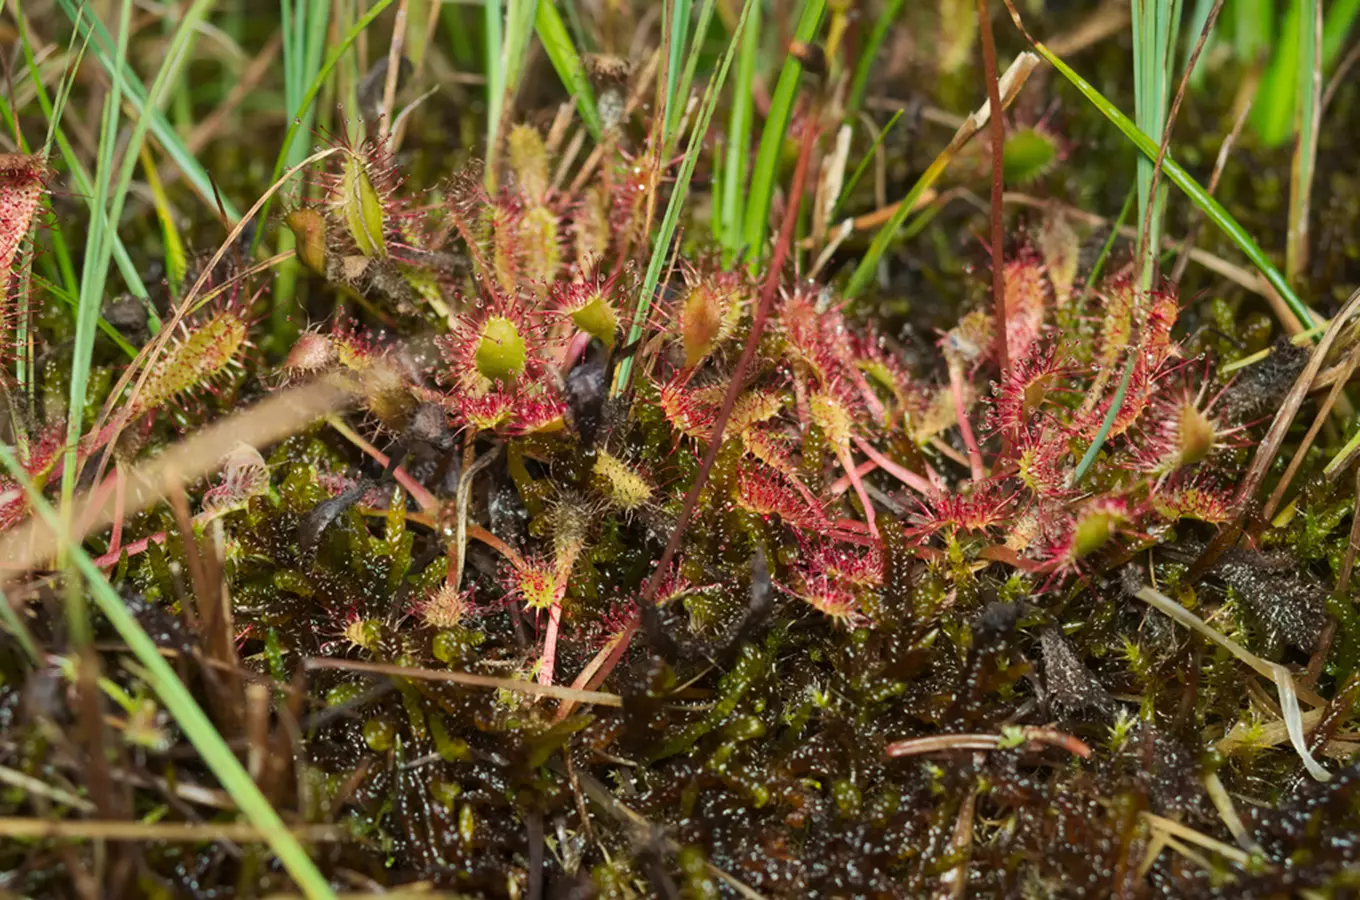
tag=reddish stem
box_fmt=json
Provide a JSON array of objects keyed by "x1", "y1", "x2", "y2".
[
  {"x1": 538, "y1": 601, "x2": 563, "y2": 686},
  {"x1": 835, "y1": 443, "x2": 879, "y2": 539},
  {"x1": 948, "y1": 362, "x2": 986, "y2": 482},
  {"x1": 636, "y1": 113, "x2": 822, "y2": 640},
  {"x1": 851, "y1": 435, "x2": 934, "y2": 496},
  {"x1": 977, "y1": 0, "x2": 1010, "y2": 377}
]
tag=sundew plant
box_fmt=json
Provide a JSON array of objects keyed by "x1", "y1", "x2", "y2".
[{"x1": 2, "y1": 0, "x2": 1360, "y2": 897}]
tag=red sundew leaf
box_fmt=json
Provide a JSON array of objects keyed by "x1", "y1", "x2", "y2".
[
  {"x1": 736, "y1": 463, "x2": 829, "y2": 532},
  {"x1": 1001, "y1": 247, "x2": 1049, "y2": 363},
  {"x1": 1150, "y1": 471, "x2": 1235, "y2": 524},
  {"x1": 0, "y1": 154, "x2": 47, "y2": 357},
  {"x1": 908, "y1": 480, "x2": 1018, "y2": 537}
]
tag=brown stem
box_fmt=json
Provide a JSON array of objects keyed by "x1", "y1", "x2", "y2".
[{"x1": 976, "y1": 0, "x2": 1009, "y2": 376}]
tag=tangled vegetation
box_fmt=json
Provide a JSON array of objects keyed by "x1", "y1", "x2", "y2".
[{"x1": 2, "y1": 0, "x2": 1360, "y2": 897}]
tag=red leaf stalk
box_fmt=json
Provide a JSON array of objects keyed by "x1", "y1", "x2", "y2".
[{"x1": 976, "y1": 0, "x2": 1009, "y2": 377}]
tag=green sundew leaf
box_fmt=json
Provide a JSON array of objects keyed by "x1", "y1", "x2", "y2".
[
  {"x1": 340, "y1": 154, "x2": 388, "y2": 258},
  {"x1": 384, "y1": 485, "x2": 413, "y2": 592},
  {"x1": 614, "y1": 0, "x2": 759, "y2": 394},
  {"x1": 1015, "y1": 26, "x2": 1319, "y2": 330},
  {"x1": 741, "y1": 0, "x2": 826, "y2": 264},
  {"x1": 535, "y1": 1, "x2": 602, "y2": 141},
  {"x1": 1002, "y1": 126, "x2": 1059, "y2": 184},
  {"x1": 55, "y1": 0, "x2": 241, "y2": 222},
  {"x1": 0, "y1": 448, "x2": 338, "y2": 899}
]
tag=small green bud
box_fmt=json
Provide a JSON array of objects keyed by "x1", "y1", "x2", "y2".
[
  {"x1": 339, "y1": 154, "x2": 387, "y2": 259},
  {"x1": 475, "y1": 316, "x2": 527, "y2": 384}
]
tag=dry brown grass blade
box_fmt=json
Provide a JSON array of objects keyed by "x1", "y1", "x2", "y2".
[
  {"x1": 0, "y1": 376, "x2": 355, "y2": 586},
  {"x1": 377, "y1": 0, "x2": 409, "y2": 143},
  {"x1": 1262, "y1": 342, "x2": 1360, "y2": 523},
  {"x1": 303, "y1": 658, "x2": 625, "y2": 707},
  {"x1": 1190, "y1": 286, "x2": 1360, "y2": 582},
  {"x1": 0, "y1": 817, "x2": 345, "y2": 843},
  {"x1": 977, "y1": 0, "x2": 1010, "y2": 376},
  {"x1": 885, "y1": 728, "x2": 1092, "y2": 759},
  {"x1": 1046, "y1": 0, "x2": 1129, "y2": 56}
]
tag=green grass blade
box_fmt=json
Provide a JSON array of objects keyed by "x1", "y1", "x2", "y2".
[
  {"x1": 740, "y1": 0, "x2": 826, "y2": 264},
  {"x1": 283, "y1": 0, "x2": 331, "y2": 171},
  {"x1": 1287, "y1": 0, "x2": 1321, "y2": 286},
  {"x1": 1252, "y1": 0, "x2": 1303, "y2": 147},
  {"x1": 831, "y1": 109, "x2": 902, "y2": 220},
  {"x1": 64, "y1": 0, "x2": 219, "y2": 516},
  {"x1": 846, "y1": 0, "x2": 905, "y2": 117},
  {"x1": 1131, "y1": 0, "x2": 1181, "y2": 286},
  {"x1": 484, "y1": 0, "x2": 506, "y2": 187},
  {"x1": 844, "y1": 151, "x2": 952, "y2": 299},
  {"x1": 1233, "y1": 0, "x2": 1274, "y2": 62},
  {"x1": 718, "y1": 0, "x2": 760, "y2": 253},
  {"x1": 1010, "y1": 22, "x2": 1319, "y2": 329},
  {"x1": 16, "y1": 14, "x2": 152, "y2": 309},
  {"x1": 505, "y1": 0, "x2": 542, "y2": 116},
  {"x1": 1323, "y1": 0, "x2": 1360, "y2": 66},
  {"x1": 0, "y1": 448, "x2": 337, "y2": 900},
  {"x1": 535, "y1": 1, "x2": 602, "y2": 141},
  {"x1": 101, "y1": 0, "x2": 216, "y2": 280},
  {"x1": 663, "y1": 0, "x2": 693, "y2": 145},
  {"x1": 846, "y1": 51, "x2": 1041, "y2": 298},
  {"x1": 1083, "y1": 186, "x2": 1137, "y2": 296},
  {"x1": 614, "y1": 0, "x2": 758, "y2": 393},
  {"x1": 671, "y1": 0, "x2": 719, "y2": 156},
  {"x1": 1073, "y1": 352, "x2": 1137, "y2": 483},
  {"x1": 62, "y1": 0, "x2": 134, "y2": 525},
  {"x1": 254, "y1": 0, "x2": 397, "y2": 253},
  {"x1": 55, "y1": 0, "x2": 241, "y2": 221}
]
